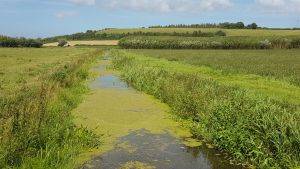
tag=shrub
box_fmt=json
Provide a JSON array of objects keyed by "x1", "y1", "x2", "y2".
[
  {"x1": 0, "y1": 36, "x2": 42, "y2": 48},
  {"x1": 58, "y1": 40, "x2": 68, "y2": 47},
  {"x1": 259, "y1": 39, "x2": 271, "y2": 49},
  {"x1": 215, "y1": 30, "x2": 226, "y2": 36}
]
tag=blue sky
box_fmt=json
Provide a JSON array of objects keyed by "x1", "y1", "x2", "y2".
[{"x1": 1, "y1": 0, "x2": 300, "y2": 38}]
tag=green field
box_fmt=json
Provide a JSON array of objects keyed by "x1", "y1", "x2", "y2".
[
  {"x1": 119, "y1": 36, "x2": 300, "y2": 49},
  {"x1": 101, "y1": 28, "x2": 300, "y2": 37},
  {"x1": 0, "y1": 48, "x2": 98, "y2": 92},
  {"x1": 0, "y1": 47, "x2": 100, "y2": 168},
  {"x1": 128, "y1": 49, "x2": 300, "y2": 86},
  {"x1": 111, "y1": 49, "x2": 300, "y2": 168}
]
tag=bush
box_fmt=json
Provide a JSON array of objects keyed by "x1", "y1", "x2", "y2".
[
  {"x1": 259, "y1": 39, "x2": 271, "y2": 49},
  {"x1": 0, "y1": 36, "x2": 42, "y2": 48},
  {"x1": 58, "y1": 40, "x2": 68, "y2": 47},
  {"x1": 215, "y1": 30, "x2": 226, "y2": 36}
]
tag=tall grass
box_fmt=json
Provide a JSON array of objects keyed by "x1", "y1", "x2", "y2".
[
  {"x1": 119, "y1": 36, "x2": 300, "y2": 49},
  {"x1": 0, "y1": 49, "x2": 101, "y2": 168},
  {"x1": 110, "y1": 50, "x2": 300, "y2": 168}
]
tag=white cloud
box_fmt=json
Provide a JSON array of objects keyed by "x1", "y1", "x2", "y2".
[
  {"x1": 55, "y1": 11, "x2": 77, "y2": 19},
  {"x1": 68, "y1": 0, "x2": 95, "y2": 5},
  {"x1": 255, "y1": 0, "x2": 300, "y2": 13},
  {"x1": 100, "y1": 0, "x2": 233, "y2": 13}
]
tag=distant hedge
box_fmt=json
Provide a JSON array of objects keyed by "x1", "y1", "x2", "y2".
[
  {"x1": 0, "y1": 36, "x2": 43, "y2": 48},
  {"x1": 119, "y1": 36, "x2": 300, "y2": 49},
  {"x1": 42, "y1": 30, "x2": 226, "y2": 43}
]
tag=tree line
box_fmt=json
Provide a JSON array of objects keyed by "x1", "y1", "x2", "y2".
[
  {"x1": 149, "y1": 22, "x2": 258, "y2": 29},
  {"x1": 0, "y1": 35, "x2": 43, "y2": 48}
]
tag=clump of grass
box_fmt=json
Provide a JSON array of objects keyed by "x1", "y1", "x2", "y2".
[
  {"x1": 0, "y1": 49, "x2": 101, "y2": 168},
  {"x1": 110, "y1": 50, "x2": 300, "y2": 168}
]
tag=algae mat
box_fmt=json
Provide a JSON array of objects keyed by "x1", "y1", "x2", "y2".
[{"x1": 74, "y1": 58, "x2": 244, "y2": 169}]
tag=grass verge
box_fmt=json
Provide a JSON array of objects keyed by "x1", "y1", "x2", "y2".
[{"x1": 0, "y1": 49, "x2": 101, "y2": 168}]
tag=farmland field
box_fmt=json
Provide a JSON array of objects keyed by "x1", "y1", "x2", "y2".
[
  {"x1": 0, "y1": 48, "x2": 98, "y2": 91},
  {"x1": 128, "y1": 49, "x2": 300, "y2": 86},
  {"x1": 101, "y1": 28, "x2": 300, "y2": 37},
  {"x1": 43, "y1": 40, "x2": 119, "y2": 47}
]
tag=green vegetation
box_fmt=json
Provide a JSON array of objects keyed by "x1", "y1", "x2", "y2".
[
  {"x1": 110, "y1": 49, "x2": 300, "y2": 168},
  {"x1": 119, "y1": 36, "x2": 300, "y2": 49},
  {"x1": 129, "y1": 49, "x2": 300, "y2": 86},
  {"x1": 42, "y1": 30, "x2": 226, "y2": 43},
  {"x1": 0, "y1": 48, "x2": 100, "y2": 168},
  {"x1": 150, "y1": 22, "x2": 253, "y2": 29},
  {"x1": 103, "y1": 28, "x2": 300, "y2": 37},
  {"x1": 0, "y1": 36, "x2": 42, "y2": 48}
]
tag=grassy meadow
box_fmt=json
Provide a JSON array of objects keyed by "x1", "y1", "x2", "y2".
[
  {"x1": 0, "y1": 47, "x2": 101, "y2": 168},
  {"x1": 128, "y1": 49, "x2": 300, "y2": 86},
  {"x1": 110, "y1": 49, "x2": 300, "y2": 168},
  {"x1": 101, "y1": 28, "x2": 300, "y2": 37}
]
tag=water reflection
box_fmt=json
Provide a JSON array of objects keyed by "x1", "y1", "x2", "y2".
[{"x1": 83, "y1": 129, "x2": 244, "y2": 169}]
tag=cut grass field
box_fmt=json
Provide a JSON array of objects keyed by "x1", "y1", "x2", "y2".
[
  {"x1": 111, "y1": 49, "x2": 300, "y2": 168},
  {"x1": 43, "y1": 40, "x2": 119, "y2": 47},
  {"x1": 128, "y1": 49, "x2": 300, "y2": 86},
  {"x1": 0, "y1": 47, "x2": 100, "y2": 168},
  {"x1": 101, "y1": 28, "x2": 300, "y2": 37}
]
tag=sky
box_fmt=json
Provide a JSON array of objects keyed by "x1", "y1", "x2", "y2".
[{"x1": 1, "y1": 0, "x2": 300, "y2": 38}]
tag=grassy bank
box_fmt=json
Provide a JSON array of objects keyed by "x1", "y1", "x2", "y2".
[
  {"x1": 0, "y1": 48, "x2": 101, "y2": 168},
  {"x1": 129, "y1": 49, "x2": 300, "y2": 86},
  {"x1": 110, "y1": 50, "x2": 300, "y2": 168},
  {"x1": 119, "y1": 36, "x2": 300, "y2": 49}
]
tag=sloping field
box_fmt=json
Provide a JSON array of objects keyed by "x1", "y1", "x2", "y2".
[
  {"x1": 101, "y1": 28, "x2": 300, "y2": 37},
  {"x1": 44, "y1": 40, "x2": 119, "y2": 47}
]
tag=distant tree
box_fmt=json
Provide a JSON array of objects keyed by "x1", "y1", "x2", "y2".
[
  {"x1": 58, "y1": 40, "x2": 67, "y2": 47},
  {"x1": 236, "y1": 22, "x2": 245, "y2": 29},
  {"x1": 247, "y1": 23, "x2": 258, "y2": 29}
]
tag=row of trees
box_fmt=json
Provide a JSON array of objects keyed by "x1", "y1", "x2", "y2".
[
  {"x1": 150, "y1": 22, "x2": 258, "y2": 29},
  {"x1": 0, "y1": 35, "x2": 43, "y2": 48}
]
